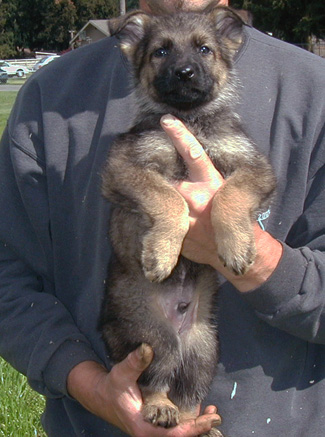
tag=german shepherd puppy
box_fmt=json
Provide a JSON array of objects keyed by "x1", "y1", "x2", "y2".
[{"x1": 100, "y1": 2, "x2": 276, "y2": 435}]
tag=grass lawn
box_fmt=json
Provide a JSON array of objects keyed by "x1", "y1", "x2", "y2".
[
  {"x1": 0, "y1": 92, "x2": 18, "y2": 134},
  {"x1": 0, "y1": 358, "x2": 46, "y2": 436},
  {"x1": 0, "y1": 91, "x2": 46, "y2": 436},
  {"x1": 7, "y1": 76, "x2": 29, "y2": 86}
]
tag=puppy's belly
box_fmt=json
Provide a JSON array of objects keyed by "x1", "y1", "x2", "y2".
[{"x1": 156, "y1": 282, "x2": 198, "y2": 336}]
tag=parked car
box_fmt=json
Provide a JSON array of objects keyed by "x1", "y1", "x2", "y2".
[
  {"x1": 32, "y1": 55, "x2": 60, "y2": 72},
  {"x1": 0, "y1": 67, "x2": 8, "y2": 84},
  {"x1": 0, "y1": 61, "x2": 29, "y2": 77}
]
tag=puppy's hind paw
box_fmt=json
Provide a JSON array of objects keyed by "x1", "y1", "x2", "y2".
[{"x1": 142, "y1": 403, "x2": 180, "y2": 428}]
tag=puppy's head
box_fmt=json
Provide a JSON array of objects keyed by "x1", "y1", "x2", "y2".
[{"x1": 110, "y1": 2, "x2": 245, "y2": 115}]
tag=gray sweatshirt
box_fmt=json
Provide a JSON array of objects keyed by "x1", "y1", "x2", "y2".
[{"x1": 0, "y1": 25, "x2": 325, "y2": 436}]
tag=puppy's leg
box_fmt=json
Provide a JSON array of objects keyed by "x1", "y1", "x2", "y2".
[
  {"x1": 104, "y1": 156, "x2": 189, "y2": 281},
  {"x1": 211, "y1": 182, "x2": 256, "y2": 275},
  {"x1": 140, "y1": 179, "x2": 189, "y2": 282},
  {"x1": 211, "y1": 167, "x2": 274, "y2": 275},
  {"x1": 138, "y1": 345, "x2": 179, "y2": 428}
]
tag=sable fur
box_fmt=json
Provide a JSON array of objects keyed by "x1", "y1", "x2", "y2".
[{"x1": 100, "y1": 2, "x2": 276, "y2": 435}]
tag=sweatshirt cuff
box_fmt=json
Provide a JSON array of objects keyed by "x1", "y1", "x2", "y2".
[
  {"x1": 43, "y1": 340, "x2": 104, "y2": 398},
  {"x1": 241, "y1": 243, "x2": 308, "y2": 315}
]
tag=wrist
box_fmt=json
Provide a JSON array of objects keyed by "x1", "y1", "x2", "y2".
[{"x1": 67, "y1": 360, "x2": 109, "y2": 412}]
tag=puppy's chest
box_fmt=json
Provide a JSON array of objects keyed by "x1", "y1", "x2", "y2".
[
  {"x1": 128, "y1": 129, "x2": 184, "y2": 180},
  {"x1": 129, "y1": 127, "x2": 229, "y2": 181}
]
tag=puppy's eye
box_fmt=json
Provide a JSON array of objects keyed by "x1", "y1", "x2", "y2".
[
  {"x1": 200, "y1": 45, "x2": 212, "y2": 55},
  {"x1": 153, "y1": 48, "x2": 169, "y2": 58}
]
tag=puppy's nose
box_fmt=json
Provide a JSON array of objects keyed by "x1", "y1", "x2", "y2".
[{"x1": 175, "y1": 66, "x2": 195, "y2": 81}]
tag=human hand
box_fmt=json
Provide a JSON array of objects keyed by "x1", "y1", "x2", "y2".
[
  {"x1": 161, "y1": 114, "x2": 283, "y2": 292},
  {"x1": 67, "y1": 344, "x2": 221, "y2": 436},
  {"x1": 160, "y1": 114, "x2": 224, "y2": 268}
]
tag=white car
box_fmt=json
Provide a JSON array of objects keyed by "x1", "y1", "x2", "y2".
[
  {"x1": 0, "y1": 61, "x2": 30, "y2": 77},
  {"x1": 32, "y1": 55, "x2": 60, "y2": 72}
]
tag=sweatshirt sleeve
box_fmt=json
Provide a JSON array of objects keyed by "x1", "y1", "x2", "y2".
[
  {"x1": 0, "y1": 88, "x2": 103, "y2": 398},
  {"x1": 243, "y1": 135, "x2": 325, "y2": 344}
]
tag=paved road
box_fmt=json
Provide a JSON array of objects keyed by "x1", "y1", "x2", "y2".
[{"x1": 0, "y1": 84, "x2": 23, "y2": 92}]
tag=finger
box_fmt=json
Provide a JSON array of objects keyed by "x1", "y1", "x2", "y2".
[
  {"x1": 160, "y1": 114, "x2": 221, "y2": 183},
  {"x1": 176, "y1": 180, "x2": 218, "y2": 213},
  {"x1": 192, "y1": 411, "x2": 222, "y2": 434},
  {"x1": 165, "y1": 412, "x2": 222, "y2": 437},
  {"x1": 114, "y1": 343, "x2": 154, "y2": 383},
  {"x1": 203, "y1": 405, "x2": 218, "y2": 415}
]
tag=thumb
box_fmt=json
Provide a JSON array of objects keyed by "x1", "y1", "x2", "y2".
[
  {"x1": 117, "y1": 343, "x2": 154, "y2": 382},
  {"x1": 161, "y1": 114, "x2": 221, "y2": 183}
]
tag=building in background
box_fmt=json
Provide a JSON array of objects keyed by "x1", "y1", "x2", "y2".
[{"x1": 70, "y1": 20, "x2": 110, "y2": 49}]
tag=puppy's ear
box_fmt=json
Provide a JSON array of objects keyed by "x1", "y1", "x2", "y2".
[
  {"x1": 109, "y1": 11, "x2": 151, "y2": 58},
  {"x1": 208, "y1": 6, "x2": 245, "y2": 54}
]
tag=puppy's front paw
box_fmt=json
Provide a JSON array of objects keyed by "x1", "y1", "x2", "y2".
[
  {"x1": 142, "y1": 402, "x2": 180, "y2": 428},
  {"x1": 141, "y1": 212, "x2": 189, "y2": 282},
  {"x1": 217, "y1": 231, "x2": 256, "y2": 276},
  {"x1": 141, "y1": 237, "x2": 180, "y2": 282}
]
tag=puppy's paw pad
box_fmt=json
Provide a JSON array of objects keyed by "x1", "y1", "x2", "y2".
[{"x1": 142, "y1": 403, "x2": 179, "y2": 428}]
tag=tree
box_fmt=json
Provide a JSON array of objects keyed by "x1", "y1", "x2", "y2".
[
  {"x1": 14, "y1": 0, "x2": 53, "y2": 51},
  {"x1": 43, "y1": 0, "x2": 78, "y2": 51},
  {"x1": 0, "y1": 0, "x2": 17, "y2": 58},
  {"x1": 73, "y1": 0, "x2": 119, "y2": 29},
  {"x1": 231, "y1": 0, "x2": 325, "y2": 44},
  {"x1": 8, "y1": 0, "x2": 77, "y2": 52},
  {"x1": 0, "y1": 0, "x2": 121, "y2": 57},
  {"x1": 127, "y1": 0, "x2": 139, "y2": 10}
]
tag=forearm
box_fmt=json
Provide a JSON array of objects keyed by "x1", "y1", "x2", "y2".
[
  {"x1": 205, "y1": 224, "x2": 325, "y2": 343},
  {"x1": 240, "y1": 243, "x2": 325, "y2": 343},
  {"x1": 0, "y1": 246, "x2": 101, "y2": 397},
  {"x1": 67, "y1": 361, "x2": 112, "y2": 418}
]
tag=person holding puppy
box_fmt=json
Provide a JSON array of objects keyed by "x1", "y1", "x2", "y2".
[{"x1": 0, "y1": 0, "x2": 324, "y2": 436}]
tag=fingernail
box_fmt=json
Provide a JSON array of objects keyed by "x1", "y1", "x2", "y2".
[
  {"x1": 136, "y1": 343, "x2": 154, "y2": 366},
  {"x1": 212, "y1": 418, "x2": 222, "y2": 427},
  {"x1": 189, "y1": 143, "x2": 203, "y2": 159},
  {"x1": 161, "y1": 114, "x2": 177, "y2": 126}
]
